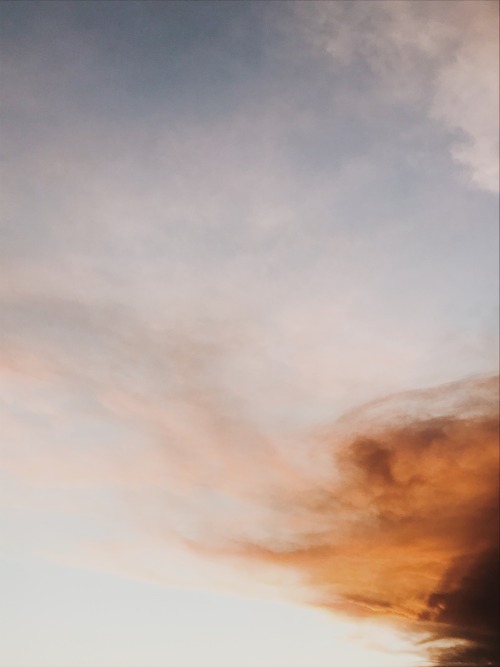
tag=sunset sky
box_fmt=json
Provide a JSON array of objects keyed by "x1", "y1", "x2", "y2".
[{"x1": 0, "y1": 2, "x2": 499, "y2": 666}]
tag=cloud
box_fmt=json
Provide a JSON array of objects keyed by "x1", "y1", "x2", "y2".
[
  {"x1": 0, "y1": 4, "x2": 497, "y2": 664},
  {"x1": 2, "y1": 305, "x2": 496, "y2": 663},
  {"x1": 292, "y1": 0, "x2": 499, "y2": 193},
  {"x1": 170, "y1": 375, "x2": 498, "y2": 664},
  {"x1": 423, "y1": 546, "x2": 499, "y2": 666}
]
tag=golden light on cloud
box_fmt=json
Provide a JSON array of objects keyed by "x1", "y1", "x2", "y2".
[
  {"x1": 174, "y1": 376, "x2": 499, "y2": 666},
  {"x1": 0, "y1": 296, "x2": 498, "y2": 665}
]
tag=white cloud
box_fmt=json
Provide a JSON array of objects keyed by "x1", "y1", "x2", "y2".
[{"x1": 294, "y1": 0, "x2": 499, "y2": 193}]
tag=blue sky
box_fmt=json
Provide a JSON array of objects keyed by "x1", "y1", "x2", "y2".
[{"x1": 0, "y1": 2, "x2": 498, "y2": 666}]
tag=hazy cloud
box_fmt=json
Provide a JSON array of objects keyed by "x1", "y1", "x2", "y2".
[
  {"x1": 293, "y1": 0, "x2": 499, "y2": 193},
  {"x1": 0, "y1": 3, "x2": 498, "y2": 665}
]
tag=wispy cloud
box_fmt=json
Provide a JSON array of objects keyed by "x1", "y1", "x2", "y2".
[
  {"x1": 1, "y1": 298, "x2": 497, "y2": 663},
  {"x1": 292, "y1": 0, "x2": 499, "y2": 193}
]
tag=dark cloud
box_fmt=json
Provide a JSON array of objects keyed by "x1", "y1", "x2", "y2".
[{"x1": 423, "y1": 546, "x2": 499, "y2": 667}]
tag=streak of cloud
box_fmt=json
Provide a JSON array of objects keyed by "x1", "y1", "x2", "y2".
[{"x1": 1, "y1": 297, "x2": 497, "y2": 663}]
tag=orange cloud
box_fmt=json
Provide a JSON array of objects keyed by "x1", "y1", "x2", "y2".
[
  {"x1": 1, "y1": 305, "x2": 497, "y2": 665},
  {"x1": 182, "y1": 375, "x2": 499, "y2": 664}
]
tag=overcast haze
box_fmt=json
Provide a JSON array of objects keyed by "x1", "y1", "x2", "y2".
[{"x1": 0, "y1": 2, "x2": 498, "y2": 666}]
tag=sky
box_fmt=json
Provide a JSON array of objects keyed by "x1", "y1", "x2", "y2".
[{"x1": 0, "y1": 1, "x2": 499, "y2": 666}]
